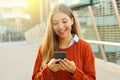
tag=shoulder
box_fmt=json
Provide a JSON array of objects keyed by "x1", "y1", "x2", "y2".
[
  {"x1": 78, "y1": 39, "x2": 90, "y2": 46},
  {"x1": 76, "y1": 39, "x2": 92, "y2": 51},
  {"x1": 77, "y1": 39, "x2": 94, "y2": 57}
]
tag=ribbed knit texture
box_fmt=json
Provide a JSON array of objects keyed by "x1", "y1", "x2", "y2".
[{"x1": 32, "y1": 39, "x2": 96, "y2": 80}]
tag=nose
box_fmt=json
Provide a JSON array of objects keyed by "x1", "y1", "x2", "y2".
[{"x1": 58, "y1": 22, "x2": 64, "y2": 29}]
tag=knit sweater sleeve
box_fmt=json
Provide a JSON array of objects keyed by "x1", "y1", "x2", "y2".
[
  {"x1": 32, "y1": 48, "x2": 54, "y2": 80},
  {"x1": 72, "y1": 42, "x2": 96, "y2": 80}
]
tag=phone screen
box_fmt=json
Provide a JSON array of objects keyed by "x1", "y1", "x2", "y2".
[{"x1": 53, "y1": 51, "x2": 66, "y2": 59}]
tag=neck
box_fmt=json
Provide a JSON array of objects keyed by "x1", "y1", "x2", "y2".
[{"x1": 59, "y1": 34, "x2": 73, "y2": 49}]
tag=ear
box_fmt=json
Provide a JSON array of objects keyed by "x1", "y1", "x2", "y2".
[{"x1": 71, "y1": 17, "x2": 74, "y2": 25}]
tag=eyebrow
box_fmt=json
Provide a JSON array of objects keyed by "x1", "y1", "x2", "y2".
[
  {"x1": 62, "y1": 18, "x2": 67, "y2": 21},
  {"x1": 52, "y1": 17, "x2": 68, "y2": 22}
]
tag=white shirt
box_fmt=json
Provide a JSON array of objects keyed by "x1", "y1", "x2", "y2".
[{"x1": 68, "y1": 34, "x2": 79, "y2": 47}]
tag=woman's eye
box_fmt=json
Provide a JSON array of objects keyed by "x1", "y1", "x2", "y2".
[
  {"x1": 53, "y1": 23, "x2": 58, "y2": 25},
  {"x1": 63, "y1": 21, "x2": 67, "y2": 23}
]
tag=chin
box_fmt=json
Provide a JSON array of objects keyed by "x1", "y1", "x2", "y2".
[{"x1": 58, "y1": 35, "x2": 67, "y2": 39}]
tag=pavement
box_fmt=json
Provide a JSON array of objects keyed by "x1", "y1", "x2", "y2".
[
  {"x1": 0, "y1": 41, "x2": 37, "y2": 80},
  {"x1": 0, "y1": 41, "x2": 120, "y2": 80}
]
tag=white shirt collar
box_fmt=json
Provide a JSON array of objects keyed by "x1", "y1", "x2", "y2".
[
  {"x1": 68, "y1": 34, "x2": 79, "y2": 47},
  {"x1": 73, "y1": 34, "x2": 79, "y2": 42}
]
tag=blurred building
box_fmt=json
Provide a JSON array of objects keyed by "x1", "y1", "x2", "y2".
[
  {"x1": 0, "y1": 0, "x2": 30, "y2": 42},
  {"x1": 51, "y1": 0, "x2": 98, "y2": 8},
  {"x1": 39, "y1": 0, "x2": 50, "y2": 22},
  {"x1": 0, "y1": 0, "x2": 30, "y2": 32}
]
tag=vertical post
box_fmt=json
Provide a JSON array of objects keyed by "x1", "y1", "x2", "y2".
[
  {"x1": 0, "y1": 31, "x2": 4, "y2": 42},
  {"x1": 88, "y1": 6, "x2": 107, "y2": 61},
  {"x1": 8, "y1": 33, "x2": 11, "y2": 42},
  {"x1": 45, "y1": 0, "x2": 48, "y2": 22},
  {"x1": 88, "y1": 6, "x2": 100, "y2": 40},
  {"x1": 112, "y1": 0, "x2": 120, "y2": 29},
  {"x1": 73, "y1": 11, "x2": 84, "y2": 39},
  {"x1": 40, "y1": 0, "x2": 43, "y2": 23},
  {"x1": 78, "y1": 22, "x2": 84, "y2": 39},
  {"x1": 0, "y1": 32, "x2": 2, "y2": 42},
  {"x1": 46, "y1": 0, "x2": 50, "y2": 19},
  {"x1": 8, "y1": 34, "x2": 11, "y2": 42}
]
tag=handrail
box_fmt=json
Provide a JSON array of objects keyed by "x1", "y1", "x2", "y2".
[{"x1": 85, "y1": 40, "x2": 120, "y2": 47}]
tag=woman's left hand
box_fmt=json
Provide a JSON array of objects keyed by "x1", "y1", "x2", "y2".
[{"x1": 58, "y1": 58, "x2": 76, "y2": 74}]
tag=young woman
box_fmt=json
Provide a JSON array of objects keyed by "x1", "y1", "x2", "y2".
[{"x1": 32, "y1": 4, "x2": 96, "y2": 80}]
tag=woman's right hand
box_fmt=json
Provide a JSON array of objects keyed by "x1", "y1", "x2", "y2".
[{"x1": 48, "y1": 58, "x2": 61, "y2": 72}]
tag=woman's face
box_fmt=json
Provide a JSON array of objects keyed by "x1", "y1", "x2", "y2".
[{"x1": 52, "y1": 12, "x2": 73, "y2": 39}]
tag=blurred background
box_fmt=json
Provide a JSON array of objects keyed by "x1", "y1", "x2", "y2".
[
  {"x1": 0, "y1": 0, "x2": 120, "y2": 80},
  {"x1": 0, "y1": 0, "x2": 40, "y2": 42}
]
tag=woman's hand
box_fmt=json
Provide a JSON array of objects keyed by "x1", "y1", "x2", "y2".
[
  {"x1": 48, "y1": 58, "x2": 61, "y2": 72},
  {"x1": 58, "y1": 59, "x2": 76, "y2": 74}
]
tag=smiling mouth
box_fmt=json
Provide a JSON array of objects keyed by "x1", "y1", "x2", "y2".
[{"x1": 59, "y1": 30, "x2": 66, "y2": 35}]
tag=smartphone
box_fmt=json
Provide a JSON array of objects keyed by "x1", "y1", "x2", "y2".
[{"x1": 53, "y1": 51, "x2": 66, "y2": 59}]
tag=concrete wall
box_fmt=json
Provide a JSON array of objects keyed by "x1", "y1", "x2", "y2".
[
  {"x1": 24, "y1": 23, "x2": 46, "y2": 46},
  {"x1": 95, "y1": 58, "x2": 120, "y2": 76}
]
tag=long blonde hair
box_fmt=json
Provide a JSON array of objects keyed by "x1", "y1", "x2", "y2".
[{"x1": 41, "y1": 4, "x2": 80, "y2": 68}]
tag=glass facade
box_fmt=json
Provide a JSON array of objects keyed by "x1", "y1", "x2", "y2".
[
  {"x1": 79, "y1": 0, "x2": 90, "y2": 4},
  {"x1": 93, "y1": 0, "x2": 100, "y2": 4}
]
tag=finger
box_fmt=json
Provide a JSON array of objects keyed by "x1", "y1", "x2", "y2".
[
  {"x1": 64, "y1": 59, "x2": 75, "y2": 66},
  {"x1": 48, "y1": 58, "x2": 55, "y2": 64},
  {"x1": 54, "y1": 59, "x2": 62, "y2": 64},
  {"x1": 64, "y1": 58, "x2": 71, "y2": 63},
  {"x1": 55, "y1": 59, "x2": 62, "y2": 61},
  {"x1": 59, "y1": 62, "x2": 66, "y2": 70},
  {"x1": 50, "y1": 58, "x2": 56, "y2": 62},
  {"x1": 59, "y1": 60, "x2": 68, "y2": 70},
  {"x1": 54, "y1": 66, "x2": 61, "y2": 72},
  {"x1": 70, "y1": 61, "x2": 75, "y2": 65},
  {"x1": 61, "y1": 59, "x2": 75, "y2": 71},
  {"x1": 61, "y1": 59, "x2": 70, "y2": 66},
  {"x1": 58, "y1": 64, "x2": 65, "y2": 70},
  {"x1": 50, "y1": 58, "x2": 61, "y2": 64}
]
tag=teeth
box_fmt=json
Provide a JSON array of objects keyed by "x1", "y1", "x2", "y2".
[{"x1": 59, "y1": 31, "x2": 65, "y2": 32}]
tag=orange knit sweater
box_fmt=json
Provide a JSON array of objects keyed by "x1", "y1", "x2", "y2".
[{"x1": 32, "y1": 39, "x2": 96, "y2": 80}]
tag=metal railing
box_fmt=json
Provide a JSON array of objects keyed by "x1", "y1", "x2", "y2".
[{"x1": 85, "y1": 40, "x2": 120, "y2": 65}]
